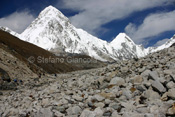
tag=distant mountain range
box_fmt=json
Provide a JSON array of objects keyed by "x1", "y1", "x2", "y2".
[{"x1": 1, "y1": 6, "x2": 175, "y2": 62}]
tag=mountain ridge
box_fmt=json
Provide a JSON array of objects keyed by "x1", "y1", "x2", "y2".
[{"x1": 1, "y1": 5, "x2": 175, "y2": 62}]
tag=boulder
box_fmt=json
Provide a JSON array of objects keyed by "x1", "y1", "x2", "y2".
[
  {"x1": 80, "y1": 110, "x2": 96, "y2": 117},
  {"x1": 109, "y1": 77, "x2": 125, "y2": 86},
  {"x1": 166, "y1": 81, "x2": 175, "y2": 89},
  {"x1": 148, "y1": 71, "x2": 159, "y2": 80},
  {"x1": 121, "y1": 67, "x2": 129, "y2": 73},
  {"x1": 131, "y1": 75, "x2": 143, "y2": 84},
  {"x1": 34, "y1": 108, "x2": 53, "y2": 117},
  {"x1": 66, "y1": 106, "x2": 82, "y2": 115},
  {"x1": 151, "y1": 80, "x2": 166, "y2": 93},
  {"x1": 94, "y1": 102, "x2": 105, "y2": 108},
  {"x1": 94, "y1": 107, "x2": 103, "y2": 116},
  {"x1": 94, "y1": 94, "x2": 105, "y2": 102},
  {"x1": 141, "y1": 69, "x2": 151, "y2": 79},
  {"x1": 112, "y1": 111, "x2": 122, "y2": 117},
  {"x1": 167, "y1": 88, "x2": 175, "y2": 99},
  {"x1": 144, "y1": 89, "x2": 160, "y2": 100}
]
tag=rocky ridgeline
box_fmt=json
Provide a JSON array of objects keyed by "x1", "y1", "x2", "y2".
[{"x1": 1, "y1": 46, "x2": 175, "y2": 117}]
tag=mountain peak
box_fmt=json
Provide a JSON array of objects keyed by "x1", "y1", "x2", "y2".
[
  {"x1": 46, "y1": 5, "x2": 57, "y2": 9},
  {"x1": 41, "y1": 5, "x2": 59, "y2": 13},
  {"x1": 38, "y1": 5, "x2": 67, "y2": 20},
  {"x1": 110, "y1": 33, "x2": 134, "y2": 47},
  {"x1": 21, "y1": 6, "x2": 70, "y2": 50}
]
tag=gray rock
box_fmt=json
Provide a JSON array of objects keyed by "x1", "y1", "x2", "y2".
[
  {"x1": 112, "y1": 111, "x2": 121, "y2": 117},
  {"x1": 123, "y1": 112, "x2": 154, "y2": 117},
  {"x1": 164, "y1": 69, "x2": 173, "y2": 75},
  {"x1": 136, "y1": 85, "x2": 146, "y2": 92},
  {"x1": 88, "y1": 102, "x2": 94, "y2": 108},
  {"x1": 94, "y1": 102, "x2": 105, "y2": 108},
  {"x1": 103, "y1": 111, "x2": 112, "y2": 116},
  {"x1": 80, "y1": 110, "x2": 96, "y2": 117},
  {"x1": 58, "y1": 98, "x2": 68, "y2": 105},
  {"x1": 151, "y1": 80, "x2": 166, "y2": 93},
  {"x1": 144, "y1": 89, "x2": 160, "y2": 100},
  {"x1": 53, "y1": 106, "x2": 66, "y2": 113},
  {"x1": 159, "y1": 77, "x2": 167, "y2": 84},
  {"x1": 104, "y1": 99, "x2": 111, "y2": 105},
  {"x1": 52, "y1": 110, "x2": 64, "y2": 117},
  {"x1": 166, "y1": 81, "x2": 175, "y2": 89},
  {"x1": 119, "y1": 95, "x2": 127, "y2": 101},
  {"x1": 67, "y1": 106, "x2": 82, "y2": 115},
  {"x1": 72, "y1": 95, "x2": 83, "y2": 101},
  {"x1": 148, "y1": 71, "x2": 159, "y2": 80},
  {"x1": 109, "y1": 77, "x2": 125, "y2": 86},
  {"x1": 141, "y1": 69, "x2": 151, "y2": 79},
  {"x1": 136, "y1": 107, "x2": 149, "y2": 113},
  {"x1": 94, "y1": 94, "x2": 105, "y2": 102},
  {"x1": 122, "y1": 89, "x2": 132, "y2": 99},
  {"x1": 121, "y1": 67, "x2": 129, "y2": 73},
  {"x1": 110, "y1": 103, "x2": 122, "y2": 110},
  {"x1": 144, "y1": 113, "x2": 155, "y2": 117},
  {"x1": 167, "y1": 88, "x2": 175, "y2": 99},
  {"x1": 138, "y1": 67, "x2": 146, "y2": 73},
  {"x1": 34, "y1": 108, "x2": 53, "y2": 117},
  {"x1": 121, "y1": 101, "x2": 136, "y2": 112},
  {"x1": 42, "y1": 98, "x2": 49, "y2": 106},
  {"x1": 94, "y1": 107, "x2": 103, "y2": 116},
  {"x1": 131, "y1": 75, "x2": 143, "y2": 84}
]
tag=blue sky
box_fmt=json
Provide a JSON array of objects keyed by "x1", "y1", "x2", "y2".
[{"x1": 0, "y1": 0, "x2": 175, "y2": 47}]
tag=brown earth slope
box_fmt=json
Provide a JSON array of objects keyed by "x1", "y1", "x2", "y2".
[
  {"x1": 0, "y1": 30, "x2": 79, "y2": 74},
  {"x1": 0, "y1": 30, "x2": 105, "y2": 75}
]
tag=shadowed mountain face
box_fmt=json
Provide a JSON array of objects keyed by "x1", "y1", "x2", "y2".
[{"x1": 0, "y1": 30, "x2": 105, "y2": 75}]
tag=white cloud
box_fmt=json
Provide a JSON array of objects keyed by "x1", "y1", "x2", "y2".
[
  {"x1": 125, "y1": 10, "x2": 175, "y2": 44},
  {"x1": 0, "y1": 11, "x2": 35, "y2": 33},
  {"x1": 61, "y1": 0, "x2": 173, "y2": 35},
  {"x1": 153, "y1": 38, "x2": 169, "y2": 47}
]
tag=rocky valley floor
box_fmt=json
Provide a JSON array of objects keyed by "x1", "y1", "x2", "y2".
[{"x1": 1, "y1": 46, "x2": 175, "y2": 117}]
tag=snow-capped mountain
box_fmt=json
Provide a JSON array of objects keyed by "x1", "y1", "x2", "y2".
[
  {"x1": 146, "y1": 35, "x2": 175, "y2": 53},
  {"x1": 110, "y1": 33, "x2": 147, "y2": 58},
  {"x1": 19, "y1": 6, "x2": 148, "y2": 61},
  {"x1": 1, "y1": 6, "x2": 175, "y2": 62}
]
